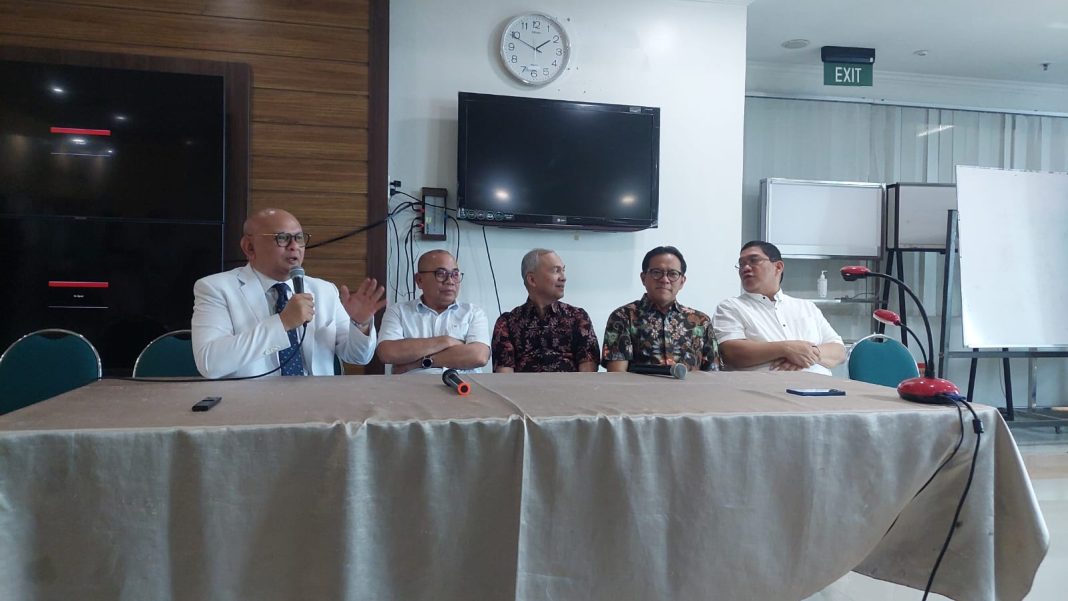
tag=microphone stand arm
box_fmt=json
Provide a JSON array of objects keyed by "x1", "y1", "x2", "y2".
[{"x1": 869, "y1": 272, "x2": 935, "y2": 378}]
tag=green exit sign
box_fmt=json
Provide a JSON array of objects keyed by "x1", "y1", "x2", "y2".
[{"x1": 823, "y1": 62, "x2": 872, "y2": 86}]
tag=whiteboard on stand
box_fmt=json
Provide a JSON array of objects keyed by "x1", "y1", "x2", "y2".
[{"x1": 956, "y1": 165, "x2": 1068, "y2": 348}]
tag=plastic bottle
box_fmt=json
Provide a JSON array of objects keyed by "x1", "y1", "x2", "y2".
[{"x1": 817, "y1": 270, "x2": 828, "y2": 298}]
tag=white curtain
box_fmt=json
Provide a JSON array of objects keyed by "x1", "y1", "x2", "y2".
[{"x1": 743, "y1": 97, "x2": 1068, "y2": 404}]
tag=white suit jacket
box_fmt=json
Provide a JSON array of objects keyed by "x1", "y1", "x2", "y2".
[{"x1": 191, "y1": 264, "x2": 376, "y2": 378}]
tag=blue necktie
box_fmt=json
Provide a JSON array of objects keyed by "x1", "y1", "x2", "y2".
[{"x1": 272, "y1": 282, "x2": 306, "y2": 376}]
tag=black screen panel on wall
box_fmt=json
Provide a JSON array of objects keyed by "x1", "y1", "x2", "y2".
[
  {"x1": 457, "y1": 92, "x2": 660, "y2": 231},
  {"x1": 0, "y1": 59, "x2": 225, "y2": 221},
  {"x1": 0, "y1": 216, "x2": 222, "y2": 371}
]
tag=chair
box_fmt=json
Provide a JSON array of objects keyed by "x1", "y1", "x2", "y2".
[
  {"x1": 847, "y1": 334, "x2": 920, "y2": 388},
  {"x1": 0, "y1": 328, "x2": 102, "y2": 414},
  {"x1": 334, "y1": 355, "x2": 345, "y2": 375},
  {"x1": 132, "y1": 330, "x2": 200, "y2": 378}
]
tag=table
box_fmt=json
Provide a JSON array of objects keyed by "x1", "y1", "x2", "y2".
[{"x1": 0, "y1": 371, "x2": 1048, "y2": 601}]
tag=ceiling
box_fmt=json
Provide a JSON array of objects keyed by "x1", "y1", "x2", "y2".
[{"x1": 746, "y1": 0, "x2": 1068, "y2": 86}]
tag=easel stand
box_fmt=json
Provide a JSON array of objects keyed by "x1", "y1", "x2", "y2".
[{"x1": 937, "y1": 210, "x2": 1068, "y2": 429}]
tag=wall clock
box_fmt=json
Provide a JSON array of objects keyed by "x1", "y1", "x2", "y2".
[{"x1": 499, "y1": 13, "x2": 571, "y2": 86}]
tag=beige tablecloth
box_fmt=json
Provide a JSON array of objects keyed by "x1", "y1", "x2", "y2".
[{"x1": 0, "y1": 371, "x2": 1048, "y2": 601}]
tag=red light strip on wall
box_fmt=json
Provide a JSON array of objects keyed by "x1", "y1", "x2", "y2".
[
  {"x1": 48, "y1": 281, "x2": 110, "y2": 289},
  {"x1": 50, "y1": 127, "x2": 112, "y2": 136}
]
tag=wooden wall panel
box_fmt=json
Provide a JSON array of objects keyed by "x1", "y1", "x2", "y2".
[
  {"x1": 38, "y1": 0, "x2": 371, "y2": 29},
  {"x1": 254, "y1": 90, "x2": 367, "y2": 126},
  {"x1": 252, "y1": 123, "x2": 367, "y2": 162},
  {"x1": 0, "y1": 0, "x2": 380, "y2": 295},
  {"x1": 1, "y1": 2, "x2": 367, "y2": 62},
  {"x1": 253, "y1": 191, "x2": 367, "y2": 224},
  {"x1": 252, "y1": 157, "x2": 367, "y2": 194},
  {"x1": 0, "y1": 34, "x2": 369, "y2": 93}
]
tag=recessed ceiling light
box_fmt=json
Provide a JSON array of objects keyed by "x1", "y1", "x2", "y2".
[
  {"x1": 913, "y1": 49, "x2": 929, "y2": 56},
  {"x1": 781, "y1": 39, "x2": 810, "y2": 50},
  {"x1": 51, "y1": 86, "x2": 65, "y2": 94}
]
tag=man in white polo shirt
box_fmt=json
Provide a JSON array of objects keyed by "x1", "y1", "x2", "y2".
[
  {"x1": 376, "y1": 249, "x2": 490, "y2": 374},
  {"x1": 713, "y1": 241, "x2": 845, "y2": 375}
]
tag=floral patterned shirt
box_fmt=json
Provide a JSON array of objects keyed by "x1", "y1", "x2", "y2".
[
  {"x1": 601, "y1": 295, "x2": 718, "y2": 371},
  {"x1": 492, "y1": 299, "x2": 600, "y2": 372}
]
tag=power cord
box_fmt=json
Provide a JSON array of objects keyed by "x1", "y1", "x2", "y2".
[
  {"x1": 921, "y1": 392, "x2": 983, "y2": 601},
  {"x1": 118, "y1": 325, "x2": 309, "y2": 382},
  {"x1": 481, "y1": 226, "x2": 502, "y2": 315}
]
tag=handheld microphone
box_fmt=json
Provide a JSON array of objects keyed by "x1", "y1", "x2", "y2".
[
  {"x1": 287, "y1": 266, "x2": 308, "y2": 328},
  {"x1": 441, "y1": 368, "x2": 471, "y2": 396},
  {"x1": 288, "y1": 266, "x2": 305, "y2": 294},
  {"x1": 627, "y1": 363, "x2": 687, "y2": 380}
]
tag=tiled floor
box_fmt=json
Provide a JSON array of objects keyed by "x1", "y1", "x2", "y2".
[{"x1": 806, "y1": 426, "x2": 1068, "y2": 601}]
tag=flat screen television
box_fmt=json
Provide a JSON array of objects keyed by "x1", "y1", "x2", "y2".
[
  {"x1": 0, "y1": 58, "x2": 226, "y2": 372},
  {"x1": 456, "y1": 92, "x2": 659, "y2": 231},
  {"x1": 0, "y1": 59, "x2": 225, "y2": 221}
]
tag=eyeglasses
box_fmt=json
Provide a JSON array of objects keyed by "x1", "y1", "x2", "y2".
[
  {"x1": 735, "y1": 256, "x2": 775, "y2": 270},
  {"x1": 256, "y1": 232, "x2": 311, "y2": 247},
  {"x1": 645, "y1": 268, "x2": 683, "y2": 282},
  {"x1": 418, "y1": 268, "x2": 464, "y2": 283}
]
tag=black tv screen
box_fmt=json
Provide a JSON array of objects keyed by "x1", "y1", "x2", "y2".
[
  {"x1": 457, "y1": 92, "x2": 659, "y2": 231},
  {"x1": 0, "y1": 59, "x2": 225, "y2": 221}
]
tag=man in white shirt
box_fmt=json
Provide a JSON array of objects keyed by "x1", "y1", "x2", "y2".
[
  {"x1": 376, "y1": 250, "x2": 490, "y2": 374},
  {"x1": 713, "y1": 241, "x2": 845, "y2": 375},
  {"x1": 191, "y1": 208, "x2": 386, "y2": 378}
]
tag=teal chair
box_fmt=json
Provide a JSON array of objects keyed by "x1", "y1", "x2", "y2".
[
  {"x1": 848, "y1": 334, "x2": 920, "y2": 388},
  {"x1": 0, "y1": 329, "x2": 102, "y2": 414},
  {"x1": 334, "y1": 355, "x2": 345, "y2": 375},
  {"x1": 133, "y1": 330, "x2": 200, "y2": 377}
]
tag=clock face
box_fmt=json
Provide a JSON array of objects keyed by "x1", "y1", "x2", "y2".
[{"x1": 499, "y1": 13, "x2": 570, "y2": 86}]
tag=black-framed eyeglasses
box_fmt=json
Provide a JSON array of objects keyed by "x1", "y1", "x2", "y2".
[
  {"x1": 645, "y1": 268, "x2": 683, "y2": 282},
  {"x1": 735, "y1": 256, "x2": 774, "y2": 270},
  {"x1": 256, "y1": 232, "x2": 311, "y2": 247},
  {"x1": 419, "y1": 268, "x2": 463, "y2": 283}
]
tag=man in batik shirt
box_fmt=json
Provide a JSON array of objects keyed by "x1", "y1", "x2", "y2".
[
  {"x1": 602, "y1": 246, "x2": 718, "y2": 372},
  {"x1": 492, "y1": 249, "x2": 600, "y2": 372}
]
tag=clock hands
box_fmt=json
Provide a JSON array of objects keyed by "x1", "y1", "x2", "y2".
[
  {"x1": 534, "y1": 40, "x2": 552, "y2": 52},
  {"x1": 512, "y1": 35, "x2": 540, "y2": 53}
]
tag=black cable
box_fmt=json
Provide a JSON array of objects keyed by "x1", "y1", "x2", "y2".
[
  {"x1": 913, "y1": 402, "x2": 965, "y2": 498},
  {"x1": 388, "y1": 215, "x2": 401, "y2": 302},
  {"x1": 393, "y1": 190, "x2": 458, "y2": 213},
  {"x1": 448, "y1": 215, "x2": 461, "y2": 263},
  {"x1": 482, "y1": 226, "x2": 502, "y2": 315},
  {"x1": 884, "y1": 401, "x2": 964, "y2": 536},
  {"x1": 408, "y1": 221, "x2": 419, "y2": 299},
  {"x1": 402, "y1": 220, "x2": 414, "y2": 300},
  {"x1": 921, "y1": 396, "x2": 983, "y2": 601},
  {"x1": 118, "y1": 325, "x2": 309, "y2": 382},
  {"x1": 304, "y1": 200, "x2": 418, "y2": 251}
]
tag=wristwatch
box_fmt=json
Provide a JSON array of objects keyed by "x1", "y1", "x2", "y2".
[
  {"x1": 421, "y1": 356, "x2": 434, "y2": 369},
  {"x1": 351, "y1": 318, "x2": 371, "y2": 330}
]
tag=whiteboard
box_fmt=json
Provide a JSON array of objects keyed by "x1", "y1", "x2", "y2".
[
  {"x1": 886, "y1": 183, "x2": 957, "y2": 248},
  {"x1": 761, "y1": 179, "x2": 883, "y2": 257},
  {"x1": 956, "y1": 166, "x2": 1068, "y2": 348}
]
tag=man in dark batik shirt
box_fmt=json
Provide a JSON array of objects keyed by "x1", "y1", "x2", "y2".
[
  {"x1": 602, "y1": 245, "x2": 718, "y2": 372},
  {"x1": 492, "y1": 249, "x2": 600, "y2": 372}
]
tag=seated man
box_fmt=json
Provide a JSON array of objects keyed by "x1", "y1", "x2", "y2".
[
  {"x1": 376, "y1": 250, "x2": 490, "y2": 374},
  {"x1": 602, "y1": 246, "x2": 717, "y2": 372},
  {"x1": 192, "y1": 208, "x2": 386, "y2": 378},
  {"x1": 492, "y1": 248, "x2": 599, "y2": 372},
  {"x1": 713, "y1": 241, "x2": 845, "y2": 375}
]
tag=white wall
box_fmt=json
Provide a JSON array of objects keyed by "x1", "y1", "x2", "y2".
[{"x1": 389, "y1": 0, "x2": 748, "y2": 352}]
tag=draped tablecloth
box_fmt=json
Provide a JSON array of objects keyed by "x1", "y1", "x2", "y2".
[{"x1": 0, "y1": 371, "x2": 1048, "y2": 601}]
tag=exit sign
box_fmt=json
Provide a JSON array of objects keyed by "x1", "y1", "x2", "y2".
[{"x1": 823, "y1": 62, "x2": 872, "y2": 86}]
